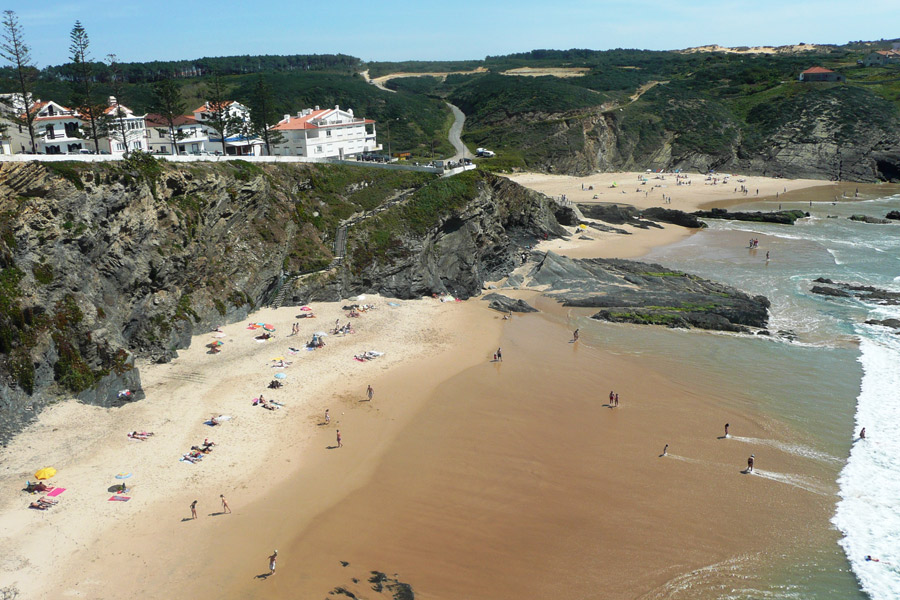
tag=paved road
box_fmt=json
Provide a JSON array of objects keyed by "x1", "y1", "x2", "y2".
[{"x1": 446, "y1": 103, "x2": 471, "y2": 162}]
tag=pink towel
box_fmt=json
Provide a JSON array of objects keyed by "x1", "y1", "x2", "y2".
[
  {"x1": 108, "y1": 495, "x2": 131, "y2": 502},
  {"x1": 46, "y1": 487, "x2": 66, "y2": 497}
]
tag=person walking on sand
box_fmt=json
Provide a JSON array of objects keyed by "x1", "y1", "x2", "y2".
[
  {"x1": 573, "y1": 328, "x2": 579, "y2": 342},
  {"x1": 190, "y1": 500, "x2": 198, "y2": 519},
  {"x1": 336, "y1": 430, "x2": 342, "y2": 448},
  {"x1": 609, "y1": 391, "x2": 614, "y2": 405},
  {"x1": 614, "y1": 393, "x2": 619, "y2": 407},
  {"x1": 220, "y1": 494, "x2": 231, "y2": 514},
  {"x1": 268, "y1": 550, "x2": 277, "y2": 575},
  {"x1": 496, "y1": 347, "x2": 502, "y2": 362},
  {"x1": 747, "y1": 454, "x2": 755, "y2": 473},
  {"x1": 366, "y1": 385, "x2": 374, "y2": 402},
  {"x1": 325, "y1": 409, "x2": 330, "y2": 424}
]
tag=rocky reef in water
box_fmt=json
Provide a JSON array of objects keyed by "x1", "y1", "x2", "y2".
[
  {"x1": 526, "y1": 252, "x2": 770, "y2": 332},
  {"x1": 811, "y1": 278, "x2": 900, "y2": 305}
]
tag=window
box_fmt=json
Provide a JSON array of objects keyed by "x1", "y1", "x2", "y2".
[
  {"x1": 326, "y1": 130, "x2": 332, "y2": 137},
  {"x1": 116, "y1": 143, "x2": 125, "y2": 151}
]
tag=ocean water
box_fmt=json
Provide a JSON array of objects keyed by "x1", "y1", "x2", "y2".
[{"x1": 630, "y1": 190, "x2": 900, "y2": 599}]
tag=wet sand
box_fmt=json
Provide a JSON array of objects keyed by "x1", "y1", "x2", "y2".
[{"x1": 222, "y1": 311, "x2": 837, "y2": 599}]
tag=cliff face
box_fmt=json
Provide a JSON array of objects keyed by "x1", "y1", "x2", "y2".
[
  {"x1": 469, "y1": 86, "x2": 900, "y2": 182},
  {"x1": 0, "y1": 160, "x2": 569, "y2": 443}
]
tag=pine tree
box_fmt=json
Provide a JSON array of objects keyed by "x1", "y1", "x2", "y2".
[
  {"x1": 69, "y1": 21, "x2": 103, "y2": 153},
  {"x1": 202, "y1": 72, "x2": 241, "y2": 155},
  {"x1": 247, "y1": 75, "x2": 285, "y2": 156},
  {"x1": 149, "y1": 78, "x2": 187, "y2": 155},
  {"x1": 0, "y1": 10, "x2": 37, "y2": 153}
]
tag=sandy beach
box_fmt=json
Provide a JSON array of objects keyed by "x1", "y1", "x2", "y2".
[{"x1": 0, "y1": 171, "x2": 850, "y2": 599}]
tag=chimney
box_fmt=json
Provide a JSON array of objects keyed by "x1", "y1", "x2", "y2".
[
  {"x1": 284, "y1": 114, "x2": 291, "y2": 123},
  {"x1": 348, "y1": 108, "x2": 354, "y2": 117},
  {"x1": 108, "y1": 96, "x2": 117, "y2": 107},
  {"x1": 335, "y1": 104, "x2": 340, "y2": 111},
  {"x1": 314, "y1": 105, "x2": 320, "y2": 111}
]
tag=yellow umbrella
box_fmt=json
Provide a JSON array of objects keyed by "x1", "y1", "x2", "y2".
[{"x1": 35, "y1": 467, "x2": 56, "y2": 480}]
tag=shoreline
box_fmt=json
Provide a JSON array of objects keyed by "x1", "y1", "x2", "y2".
[{"x1": 0, "y1": 171, "x2": 866, "y2": 599}]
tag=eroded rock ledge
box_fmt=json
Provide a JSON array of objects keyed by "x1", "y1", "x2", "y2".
[{"x1": 528, "y1": 252, "x2": 769, "y2": 332}]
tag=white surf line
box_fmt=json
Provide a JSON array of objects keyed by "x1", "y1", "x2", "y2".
[
  {"x1": 729, "y1": 435, "x2": 843, "y2": 465},
  {"x1": 750, "y1": 469, "x2": 833, "y2": 496}
]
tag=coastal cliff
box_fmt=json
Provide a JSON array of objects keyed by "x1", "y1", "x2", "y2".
[{"x1": 0, "y1": 160, "x2": 570, "y2": 442}]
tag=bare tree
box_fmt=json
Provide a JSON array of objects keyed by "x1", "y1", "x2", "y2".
[
  {"x1": 149, "y1": 78, "x2": 187, "y2": 155},
  {"x1": 69, "y1": 21, "x2": 103, "y2": 152},
  {"x1": 0, "y1": 10, "x2": 36, "y2": 153}
]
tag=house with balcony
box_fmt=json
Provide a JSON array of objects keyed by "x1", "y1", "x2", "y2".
[
  {"x1": 99, "y1": 97, "x2": 148, "y2": 156},
  {"x1": 29, "y1": 100, "x2": 89, "y2": 154},
  {"x1": 192, "y1": 100, "x2": 262, "y2": 155},
  {"x1": 144, "y1": 113, "x2": 210, "y2": 155},
  {"x1": 270, "y1": 105, "x2": 379, "y2": 159}
]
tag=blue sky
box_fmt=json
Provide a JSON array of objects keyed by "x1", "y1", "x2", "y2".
[{"x1": 12, "y1": 0, "x2": 900, "y2": 67}]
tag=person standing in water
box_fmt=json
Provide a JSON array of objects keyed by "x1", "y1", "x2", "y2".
[
  {"x1": 860, "y1": 427, "x2": 866, "y2": 439},
  {"x1": 614, "y1": 393, "x2": 619, "y2": 407},
  {"x1": 496, "y1": 347, "x2": 502, "y2": 362},
  {"x1": 662, "y1": 444, "x2": 668, "y2": 456},
  {"x1": 573, "y1": 329, "x2": 579, "y2": 342},
  {"x1": 725, "y1": 423, "x2": 730, "y2": 437},
  {"x1": 747, "y1": 454, "x2": 755, "y2": 473}
]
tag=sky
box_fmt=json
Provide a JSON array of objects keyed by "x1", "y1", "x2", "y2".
[{"x1": 10, "y1": 0, "x2": 900, "y2": 67}]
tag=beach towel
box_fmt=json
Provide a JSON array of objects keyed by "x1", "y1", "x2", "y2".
[
  {"x1": 108, "y1": 495, "x2": 131, "y2": 502},
  {"x1": 388, "y1": 302, "x2": 400, "y2": 307},
  {"x1": 46, "y1": 487, "x2": 66, "y2": 497},
  {"x1": 300, "y1": 306, "x2": 312, "y2": 311}
]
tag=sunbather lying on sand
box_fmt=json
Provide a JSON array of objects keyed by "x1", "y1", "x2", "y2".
[
  {"x1": 128, "y1": 431, "x2": 154, "y2": 440},
  {"x1": 29, "y1": 497, "x2": 58, "y2": 509},
  {"x1": 24, "y1": 481, "x2": 54, "y2": 493}
]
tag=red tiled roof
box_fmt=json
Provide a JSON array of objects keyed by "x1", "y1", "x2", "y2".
[
  {"x1": 32, "y1": 115, "x2": 81, "y2": 122},
  {"x1": 272, "y1": 109, "x2": 374, "y2": 131},
  {"x1": 801, "y1": 66, "x2": 835, "y2": 74},
  {"x1": 271, "y1": 109, "x2": 331, "y2": 131},
  {"x1": 145, "y1": 113, "x2": 198, "y2": 127}
]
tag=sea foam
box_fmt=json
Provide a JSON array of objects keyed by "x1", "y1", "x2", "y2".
[{"x1": 833, "y1": 329, "x2": 900, "y2": 599}]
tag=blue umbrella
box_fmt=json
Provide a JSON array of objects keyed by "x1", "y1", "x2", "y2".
[
  {"x1": 115, "y1": 473, "x2": 133, "y2": 480},
  {"x1": 274, "y1": 373, "x2": 286, "y2": 380}
]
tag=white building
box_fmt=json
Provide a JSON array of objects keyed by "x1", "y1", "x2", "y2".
[
  {"x1": 192, "y1": 100, "x2": 262, "y2": 156},
  {"x1": 29, "y1": 100, "x2": 89, "y2": 154},
  {"x1": 144, "y1": 113, "x2": 210, "y2": 155},
  {"x1": 100, "y1": 97, "x2": 147, "y2": 156},
  {"x1": 270, "y1": 105, "x2": 379, "y2": 159}
]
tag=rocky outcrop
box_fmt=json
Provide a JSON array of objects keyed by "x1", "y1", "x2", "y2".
[
  {"x1": 527, "y1": 252, "x2": 769, "y2": 332},
  {"x1": 692, "y1": 207, "x2": 809, "y2": 224},
  {"x1": 640, "y1": 207, "x2": 706, "y2": 228},
  {"x1": 811, "y1": 278, "x2": 900, "y2": 305},
  {"x1": 849, "y1": 214, "x2": 892, "y2": 224},
  {"x1": 336, "y1": 171, "x2": 567, "y2": 300},
  {"x1": 576, "y1": 203, "x2": 662, "y2": 230},
  {"x1": 865, "y1": 318, "x2": 900, "y2": 330},
  {"x1": 482, "y1": 293, "x2": 538, "y2": 313},
  {"x1": 887, "y1": 211, "x2": 900, "y2": 220},
  {"x1": 0, "y1": 158, "x2": 431, "y2": 444}
]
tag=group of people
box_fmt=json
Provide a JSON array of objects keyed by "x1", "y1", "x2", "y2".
[
  {"x1": 183, "y1": 438, "x2": 216, "y2": 463},
  {"x1": 253, "y1": 395, "x2": 281, "y2": 410},
  {"x1": 608, "y1": 391, "x2": 620, "y2": 407}
]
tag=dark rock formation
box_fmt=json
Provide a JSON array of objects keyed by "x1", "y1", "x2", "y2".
[
  {"x1": 865, "y1": 318, "x2": 900, "y2": 329},
  {"x1": 887, "y1": 211, "x2": 900, "y2": 220},
  {"x1": 849, "y1": 214, "x2": 892, "y2": 224},
  {"x1": 528, "y1": 252, "x2": 769, "y2": 332},
  {"x1": 811, "y1": 279, "x2": 900, "y2": 305},
  {"x1": 576, "y1": 203, "x2": 662, "y2": 229},
  {"x1": 692, "y1": 207, "x2": 809, "y2": 224},
  {"x1": 482, "y1": 293, "x2": 538, "y2": 313},
  {"x1": 336, "y1": 171, "x2": 567, "y2": 301},
  {"x1": 640, "y1": 207, "x2": 707, "y2": 228}
]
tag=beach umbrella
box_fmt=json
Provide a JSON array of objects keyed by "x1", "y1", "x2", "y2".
[
  {"x1": 115, "y1": 473, "x2": 132, "y2": 480},
  {"x1": 578, "y1": 224, "x2": 587, "y2": 230},
  {"x1": 274, "y1": 372, "x2": 287, "y2": 380},
  {"x1": 300, "y1": 306, "x2": 312, "y2": 312},
  {"x1": 313, "y1": 331, "x2": 328, "y2": 337},
  {"x1": 35, "y1": 467, "x2": 56, "y2": 480},
  {"x1": 263, "y1": 324, "x2": 275, "y2": 331}
]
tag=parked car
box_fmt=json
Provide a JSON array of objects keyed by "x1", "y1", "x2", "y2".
[{"x1": 476, "y1": 147, "x2": 495, "y2": 158}]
